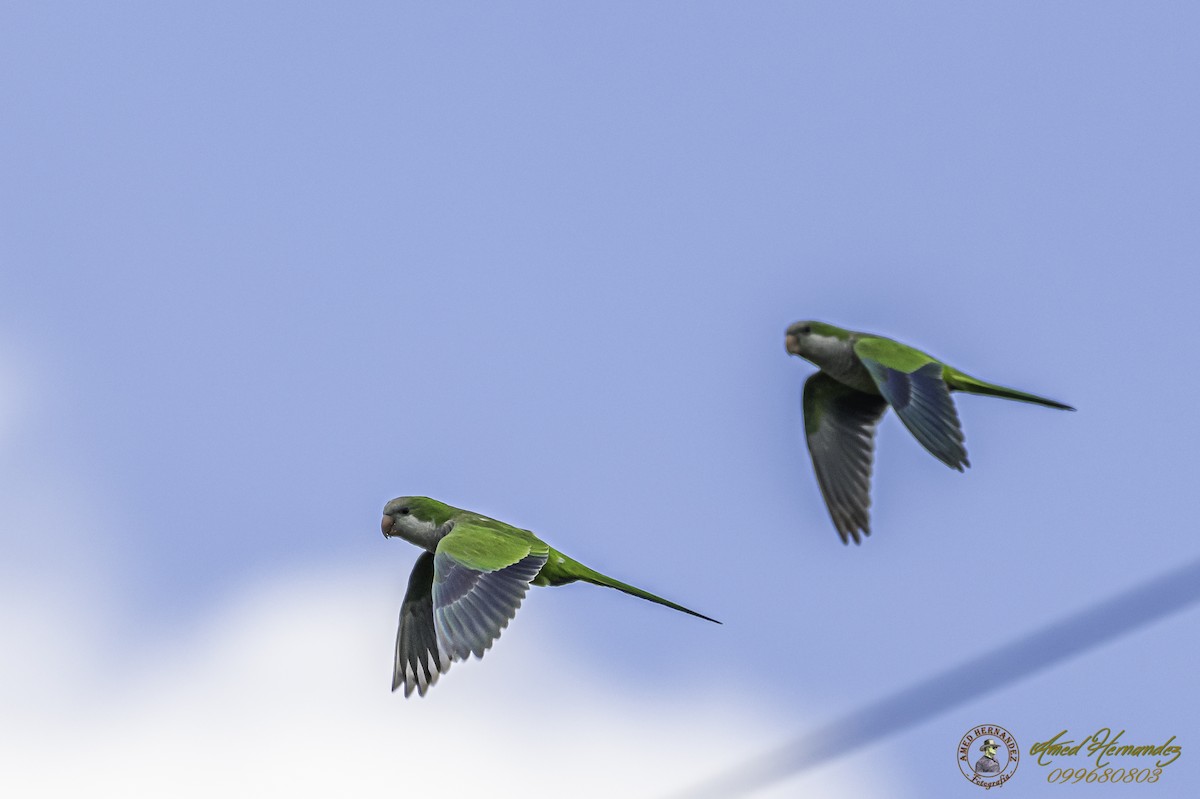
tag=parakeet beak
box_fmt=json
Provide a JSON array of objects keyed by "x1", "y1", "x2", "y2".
[
  {"x1": 381, "y1": 515, "x2": 395, "y2": 538},
  {"x1": 785, "y1": 334, "x2": 801, "y2": 355}
]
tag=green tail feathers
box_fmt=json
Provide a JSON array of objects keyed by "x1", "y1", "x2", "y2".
[
  {"x1": 945, "y1": 369, "x2": 1075, "y2": 411},
  {"x1": 538, "y1": 550, "x2": 720, "y2": 624},
  {"x1": 584, "y1": 570, "x2": 721, "y2": 624}
]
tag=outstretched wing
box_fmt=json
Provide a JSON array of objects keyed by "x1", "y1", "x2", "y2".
[
  {"x1": 854, "y1": 337, "x2": 969, "y2": 471},
  {"x1": 393, "y1": 551, "x2": 447, "y2": 697},
  {"x1": 433, "y1": 521, "x2": 549, "y2": 662},
  {"x1": 803, "y1": 372, "x2": 888, "y2": 544}
]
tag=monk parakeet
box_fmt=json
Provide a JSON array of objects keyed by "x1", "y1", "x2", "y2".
[
  {"x1": 785, "y1": 321, "x2": 1074, "y2": 544},
  {"x1": 382, "y1": 496, "x2": 718, "y2": 696}
]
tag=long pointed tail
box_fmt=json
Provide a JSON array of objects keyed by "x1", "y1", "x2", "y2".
[
  {"x1": 543, "y1": 551, "x2": 720, "y2": 624},
  {"x1": 945, "y1": 369, "x2": 1075, "y2": 411}
]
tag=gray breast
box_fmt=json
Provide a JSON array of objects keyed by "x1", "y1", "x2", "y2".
[{"x1": 807, "y1": 335, "x2": 879, "y2": 394}]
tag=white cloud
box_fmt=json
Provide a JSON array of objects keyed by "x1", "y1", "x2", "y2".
[{"x1": 1, "y1": 561, "x2": 873, "y2": 799}]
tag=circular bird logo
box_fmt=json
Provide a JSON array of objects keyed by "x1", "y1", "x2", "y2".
[{"x1": 957, "y1": 724, "x2": 1019, "y2": 788}]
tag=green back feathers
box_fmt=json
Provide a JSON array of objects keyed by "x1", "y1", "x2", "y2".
[
  {"x1": 439, "y1": 518, "x2": 547, "y2": 572},
  {"x1": 849, "y1": 335, "x2": 1074, "y2": 410},
  {"x1": 853, "y1": 336, "x2": 937, "y2": 373}
]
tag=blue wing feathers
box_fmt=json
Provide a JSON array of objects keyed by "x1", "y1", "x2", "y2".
[
  {"x1": 862, "y1": 360, "x2": 968, "y2": 470},
  {"x1": 433, "y1": 551, "x2": 547, "y2": 663}
]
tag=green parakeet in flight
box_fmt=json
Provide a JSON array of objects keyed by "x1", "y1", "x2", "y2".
[
  {"x1": 382, "y1": 496, "x2": 719, "y2": 696},
  {"x1": 785, "y1": 321, "x2": 1074, "y2": 544}
]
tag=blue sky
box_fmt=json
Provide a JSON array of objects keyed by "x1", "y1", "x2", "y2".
[{"x1": 3, "y1": 2, "x2": 1199, "y2": 796}]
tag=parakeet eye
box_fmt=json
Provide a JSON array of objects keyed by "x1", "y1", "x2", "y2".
[
  {"x1": 798, "y1": 325, "x2": 811, "y2": 334},
  {"x1": 398, "y1": 507, "x2": 410, "y2": 516}
]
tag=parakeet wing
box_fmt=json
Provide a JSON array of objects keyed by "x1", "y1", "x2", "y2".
[
  {"x1": 393, "y1": 551, "x2": 447, "y2": 697},
  {"x1": 433, "y1": 521, "x2": 549, "y2": 662},
  {"x1": 802, "y1": 371, "x2": 888, "y2": 544},
  {"x1": 854, "y1": 337, "x2": 969, "y2": 471}
]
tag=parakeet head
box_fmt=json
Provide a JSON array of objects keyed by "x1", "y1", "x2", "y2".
[
  {"x1": 785, "y1": 320, "x2": 852, "y2": 363},
  {"x1": 382, "y1": 496, "x2": 456, "y2": 546}
]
